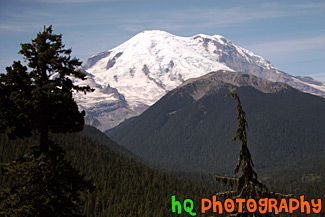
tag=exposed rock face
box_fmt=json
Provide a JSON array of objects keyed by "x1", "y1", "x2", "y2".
[{"x1": 180, "y1": 70, "x2": 290, "y2": 101}]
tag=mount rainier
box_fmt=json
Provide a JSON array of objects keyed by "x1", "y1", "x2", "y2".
[{"x1": 73, "y1": 30, "x2": 325, "y2": 131}]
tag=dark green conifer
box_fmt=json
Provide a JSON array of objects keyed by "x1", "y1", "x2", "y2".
[
  {"x1": 0, "y1": 25, "x2": 93, "y2": 152},
  {"x1": 0, "y1": 142, "x2": 93, "y2": 217},
  {"x1": 0, "y1": 26, "x2": 94, "y2": 217},
  {"x1": 215, "y1": 92, "x2": 292, "y2": 216}
]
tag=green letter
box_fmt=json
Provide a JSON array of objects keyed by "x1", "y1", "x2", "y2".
[
  {"x1": 184, "y1": 199, "x2": 197, "y2": 216},
  {"x1": 171, "y1": 195, "x2": 182, "y2": 214}
]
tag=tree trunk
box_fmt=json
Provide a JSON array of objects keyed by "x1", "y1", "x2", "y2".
[
  {"x1": 39, "y1": 114, "x2": 49, "y2": 152},
  {"x1": 39, "y1": 115, "x2": 49, "y2": 217}
]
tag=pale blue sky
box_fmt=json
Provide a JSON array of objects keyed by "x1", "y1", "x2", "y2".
[{"x1": 1, "y1": 0, "x2": 324, "y2": 81}]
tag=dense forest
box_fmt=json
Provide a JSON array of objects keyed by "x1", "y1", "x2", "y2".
[
  {"x1": 107, "y1": 83, "x2": 325, "y2": 175},
  {"x1": 1, "y1": 126, "x2": 215, "y2": 216},
  {"x1": 1, "y1": 126, "x2": 324, "y2": 216}
]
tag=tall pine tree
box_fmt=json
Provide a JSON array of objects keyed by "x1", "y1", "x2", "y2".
[
  {"x1": 215, "y1": 93, "x2": 292, "y2": 216},
  {"x1": 0, "y1": 25, "x2": 93, "y2": 152},
  {"x1": 0, "y1": 26, "x2": 94, "y2": 217}
]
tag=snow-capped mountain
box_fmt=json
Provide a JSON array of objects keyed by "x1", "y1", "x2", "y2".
[{"x1": 73, "y1": 30, "x2": 325, "y2": 131}]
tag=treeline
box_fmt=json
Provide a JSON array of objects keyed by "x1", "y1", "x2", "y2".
[
  {"x1": 261, "y1": 160, "x2": 325, "y2": 200},
  {"x1": 1, "y1": 126, "x2": 323, "y2": 216},
  {"x1": 0, "y1": 126, "x2": 215, "y2": 217}
]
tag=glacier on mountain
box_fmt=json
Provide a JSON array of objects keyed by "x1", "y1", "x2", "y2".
[{"x1": 73, "y1": 30, "x2": 325, "y2": 131}]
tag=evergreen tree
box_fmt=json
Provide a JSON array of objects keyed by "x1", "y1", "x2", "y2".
[
  {"x1": 0, "y1": 25, "x2": 93, "y2": 152},
  {"x1": 0, "y1": 26, "x2": 94, "y2": 217},
  {"x1": 215, "y1": 93, "x2": 292, "y2": 216},
  {"x1": 0, "y1": 142, "x2": 93, "y2": 217}
]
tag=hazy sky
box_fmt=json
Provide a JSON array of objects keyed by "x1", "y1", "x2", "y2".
[{"x1": 1, "y1": 0, "x2": 324, "y2": 81}]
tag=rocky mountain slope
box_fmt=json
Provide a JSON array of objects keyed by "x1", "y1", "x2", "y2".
[{"x1": 74, "y1": 30, "x2": 325, "y2": 131}]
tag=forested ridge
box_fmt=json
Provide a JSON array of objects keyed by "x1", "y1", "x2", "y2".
[{"x1": 107, "y1": 84, "x2": 325, "y2": 175}]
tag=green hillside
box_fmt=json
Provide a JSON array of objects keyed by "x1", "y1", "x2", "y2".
[
  {"x1": 1, "y1": 125, "x2": 323, "y2": 216},
  {"x1": 106, "y1": 71, "x2": 325, "y2": 216},
  {"x1": 107, "y1": 75, "x2": 325, "y2": 174},
  {"x1": 0, "y1": 126, "x2": 213, "y2": 217}
]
